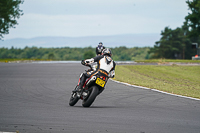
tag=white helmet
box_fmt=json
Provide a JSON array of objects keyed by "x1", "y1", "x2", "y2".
[{"x1": 102, "y1": 48, "x2": 112, "y2": 57}]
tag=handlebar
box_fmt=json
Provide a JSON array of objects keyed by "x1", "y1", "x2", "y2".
[{"x1": 81, "y1": 60, "x2": 92, "y2": 69}]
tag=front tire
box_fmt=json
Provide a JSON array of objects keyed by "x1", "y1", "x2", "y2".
[
  {"x1": 69, "y1": 86, "x2": 80, "y2": 106},
  {"x1": 82, "y1": 86, "x2": 99, "y2": 107}
]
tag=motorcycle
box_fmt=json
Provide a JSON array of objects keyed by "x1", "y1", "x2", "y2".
[{"x1": 69, "y1": 63, "x2": 108, "y2": 107}]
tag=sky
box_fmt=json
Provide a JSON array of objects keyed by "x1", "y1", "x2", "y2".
[{"x1": 4, "y1": 0, "x2": 189, "y2": 40}]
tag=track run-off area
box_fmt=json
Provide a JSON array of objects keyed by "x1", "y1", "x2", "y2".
[{"x1": 0, "y1": 62, "x2": 200, "y2": 133}]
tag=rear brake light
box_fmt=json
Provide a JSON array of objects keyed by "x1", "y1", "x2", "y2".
[{"x1": 100, "y1": 76, "x2": 106, "y2": 80}]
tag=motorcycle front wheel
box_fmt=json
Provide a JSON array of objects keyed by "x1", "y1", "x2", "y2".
[
  {"x1": 82, "y1": 86, "x2": 99, "y2": 107},
  {"x1": 69, "y1": 86, "x2": 80, "y2": 106}
]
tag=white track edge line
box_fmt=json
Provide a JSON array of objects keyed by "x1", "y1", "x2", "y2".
[{"x1": 110, "y1": 79, "x2": 200, "y2": 101}]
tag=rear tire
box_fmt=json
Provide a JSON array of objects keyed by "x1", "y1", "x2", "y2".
[{"x1": 82, "y1": 86, "x2": 99, "y2": 107}]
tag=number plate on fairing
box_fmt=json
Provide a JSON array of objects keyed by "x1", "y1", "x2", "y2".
[{"x1": 95, "y1": 78, "x2": 105, "y2": 87}]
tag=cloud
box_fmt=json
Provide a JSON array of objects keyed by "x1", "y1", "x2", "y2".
[
  {"x1": 5, "y1": 0, "x2": 188, "y2": 39},
  {"x1": 8, "y1": 13, "x2": 171, "y2": 38}
]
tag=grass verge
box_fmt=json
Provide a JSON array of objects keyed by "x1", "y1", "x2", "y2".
[
  {"x1": 135, "y1": 59, "x2": 200, "y2": 63},
  {"x1": 115, "y1": 65, "x2": 200, "y2": 99}
]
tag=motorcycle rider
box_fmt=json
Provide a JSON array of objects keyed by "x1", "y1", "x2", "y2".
[
  {"x1": 96, "y1": 42, "x2": 105, "y2": 56},
  {"x1": 77, "y1": 48, "x2": 116, "y2": 92}
]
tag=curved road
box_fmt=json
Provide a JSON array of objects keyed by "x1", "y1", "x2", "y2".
[{"x1": 0, "y1": 63, "x2": 200, "y2": 133}]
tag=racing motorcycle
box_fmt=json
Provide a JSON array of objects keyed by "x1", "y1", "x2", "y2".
[{"x1": 69, "y1": 63, "x2": 108, "y2": 107}]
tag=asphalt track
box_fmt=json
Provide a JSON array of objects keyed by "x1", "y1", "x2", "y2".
[{"x1": 0, "y1": 63, "x2": 200, "y2": 133}]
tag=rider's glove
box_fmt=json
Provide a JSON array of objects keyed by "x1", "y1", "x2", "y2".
[
  {"x1": 81, "y1": 58, "x2": 94, "y2": 66},
  {"x1": 85, "y1": 58, "x2": 94, "y2": 64}
]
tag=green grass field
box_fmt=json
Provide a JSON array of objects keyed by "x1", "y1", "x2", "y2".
[
  {"x1": 115, "y1": 65, "x2": 200, "y2": 99},
  {"x1": 136, "y1": 59, "x2": 200, "y2": 63}
]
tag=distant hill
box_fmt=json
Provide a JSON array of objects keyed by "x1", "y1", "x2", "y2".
[{"x1": 0, "y1": 33, "x2": 161, "y2": 48}]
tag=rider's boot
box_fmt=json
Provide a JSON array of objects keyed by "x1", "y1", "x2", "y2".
[
  {"x1": 72, "y1": 73, "x2": 87, "y2": 95},
  {"x1": 78, "y1": 74, "x2": 86, "y2": 92}
]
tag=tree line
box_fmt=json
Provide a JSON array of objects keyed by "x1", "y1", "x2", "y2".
[
  {"x1": 149, "y1": 0, "x2": 200, "y2": 59},
  {"x1": 0, "y1": 46, "x2": 151, "y2": 61}
]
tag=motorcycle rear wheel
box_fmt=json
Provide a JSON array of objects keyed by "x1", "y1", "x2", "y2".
[{"x1": 82, "y1": 86, "x2": 99, "y2": 107}]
